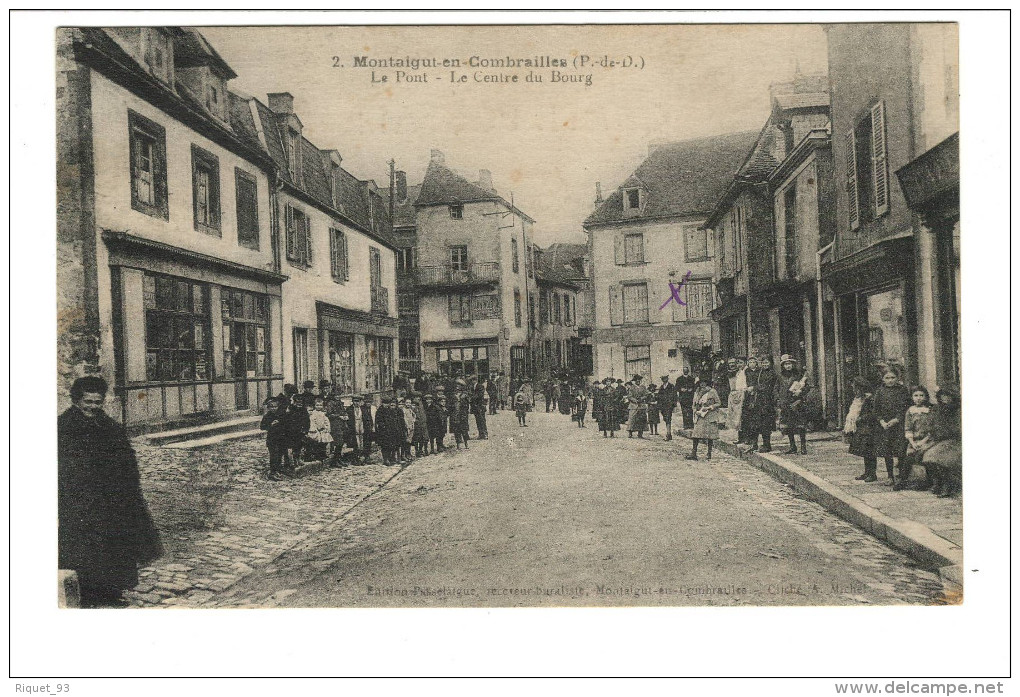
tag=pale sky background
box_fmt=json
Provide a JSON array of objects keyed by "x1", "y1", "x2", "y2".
[{"x1": 202, "y1": 24, "x2": 828, "y2": 245}]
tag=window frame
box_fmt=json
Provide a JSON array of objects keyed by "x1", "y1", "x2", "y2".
[
  {"x1": 511, "y1": 238, "x2": 519, "y2": 273},
  {"x1": 329, "y1": 227, "x2": 349, "y2": 282},
  {"x1": 623, "y1": 233, "x2": 645, "y2": 265},
  {"x1": 684, "y1": 279, "x2": 714, "y2": 320},
  {"x1": 450, "y1": 245, "x2": 469, "y2": 272},
  {"x1": 285, "y1": 204, "x2": 313, "y2": 267},
  {"x1": 684, "y1": 225, "x2": 710, "y2": 262},
  {"x1": 143, "y1": 273, "x2": 211, "y2": 384},
  {"x1": 621, "y1": 282, "x2": 650, "y2": 325},
  {"x1": 191, "y1": 144, "x2": 221, "y2": 235},
  {"x1": 449, "y1": 204, "x2": 464, "y2": 220},
  {"x1": 128, "y1": 110, "x2": 169, "y2": 220},
  {"x1": 624, "y1": 344, "x2": 651, "y2": 382},
  {"x1": 234, "y1": 168, "x2": 260, "y2": 250},
  {"x1": 448, "y1": 293, "x2": 473, "y2": 326},
  {"x1": 624, "y1": 187, "x2": 642, "y2": 211},
  {"x1": 514, "y1": 289, "x2": 522, "y2": 327}
]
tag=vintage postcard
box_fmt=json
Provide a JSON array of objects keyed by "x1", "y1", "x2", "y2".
[{"x1": 52, "y1": 20, "x2": 965, "y2": 615}]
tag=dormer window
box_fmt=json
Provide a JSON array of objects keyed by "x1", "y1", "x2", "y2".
[
  {"x1": 206, "y1": 84, "x2": 219, "y2": 110},
  {"x1": 140, "y1": 28, "x2": 173, "y2": 85},
  {"x1": 331, "y1": 163, "x2": 340, "y2": 208},
  {"x1": 624, "y1": 187, "x2": 642, "y2": 211}
]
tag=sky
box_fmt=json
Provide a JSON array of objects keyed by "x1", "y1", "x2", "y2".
[{"x1": 201, "y1": 24, "x2": 828, "y2": 246}]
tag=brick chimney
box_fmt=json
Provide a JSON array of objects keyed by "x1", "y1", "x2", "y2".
[
  {"x1": 430, "y1": 148, "x2": 445, "y2": 165},
  {"x1": 395, "y1": 170, "x2": 408, "y2": 201},
  {"x1": 267, "y1": 92, "x2": 295, "y2": 114},
  {"x1": 478, "y1": 169, "x2": 493, "y2": 192},
  {"x1": 595, "y1": 181, "x2": 603, "y2": 204}
]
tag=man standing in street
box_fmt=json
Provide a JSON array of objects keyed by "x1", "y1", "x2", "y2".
[
  {"x1": 472, "y1": 377, "x2": 490, "y2": 439},
  {"x1": 656, "y1": 375, "x2": 678, "y2": 440},
  {"x1": 675, "y1": 366, "x2": 696, "y2": 430},
  {"x1": 58, "y1": 376, "x2": 163, "y2": 607}
]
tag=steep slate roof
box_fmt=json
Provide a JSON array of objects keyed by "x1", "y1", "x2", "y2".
[
  {"x1": 535, "y1": 246, "x2": 580, "y2": 289},
  {"x1": 544, "y1": 242, "x2": 588, "y2": 281},
  {"x1": 584, "y1": 130, "x2": 760, "y2": 227},
  {"x1": 416, "y1": 160, "x2": 535, "y2": 223},
  {"x1": 252, "y1": 98, "x2": 396, "y2": 246},
  {"x1": 175, "y1": 27, "x2": 237, "y2": 78}
]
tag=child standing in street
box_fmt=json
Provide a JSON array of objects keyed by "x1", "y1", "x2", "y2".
[
  {"x1": 844, "y1": 376, "x2": 878, "y2": 482},
  {"x1": 574, "y1": 390, "x2": 588, "y2": 428},
  {"x1": 303, "y1": 396, "x2": 333, "y2": 463},
  {"x1": 898, "y1": 385, "x2": 935, "y2": 491},
  {"x1": 646, "y1": 387, "x2": 660, "y2": 436},
  {"x1": 260, "y1": 397, "x2": 290, "y2": 480},
  {"x1": 686, "y1": 375, "x2": 721, "y2": 461},
  {"x1": 873, "y1": 368, "x2": 911, "y2": 486},
  {"x1": 400, "y1": 397, "x2": 416, "y2": 464},
  {"x1": 514, "y1": 388, "x2": 529, "y2": 427},
  {"x1": 285, "y1": 394, "x2": 310, "y2": 470},
  {"x1": 426, "y1": 394, "x2": 447, "y2": 453}
]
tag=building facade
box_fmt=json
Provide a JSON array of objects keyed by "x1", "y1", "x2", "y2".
[
  {"x1": 533, "y1": 246, "x2": 582, "y2": 381},
  {"x1": 585, "y1": 133, "x2": 759, "y2": 382},
  {"x1": 412, "y1": 151, "x2": 537, "y2": 384},
  {"x1": 823, "y1": 23, "x2": 959, "y2": 415},
  {"x1": 542, "y1": 242, "x2": 594, "y2": 376},
  {"x1": 251, "y1": 93, "x2": 399, "y2": 399},
  {"x1": 57, "y1": 27, "x2": 286, "y2": 430}
]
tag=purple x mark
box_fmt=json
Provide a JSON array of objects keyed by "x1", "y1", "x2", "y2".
[{"x1": 659, "y1": 270, "x2": 693, "y2": 311}]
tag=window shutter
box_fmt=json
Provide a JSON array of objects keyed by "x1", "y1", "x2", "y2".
[
  {"x1": 871, "y1": 100, "x2": 889, "y2": 217},
  {"x1": 448, "y1": 294, "x2": 456, "y2": 324},
  {"x1": 342, "y1": 231, "x2": 350, "y2": 281},
  {"x1": 672, "y1": 282, "x2": 685, "y2": 322},
  {"x1": 153, "y1": 130, "x2": 168, "y2": 216},
  {"x1": 614, "y1": 234, "x2": 624, "y2": 265},
  {"x1": 285, "y1": 206, "x2": 296, "y2": 260},
  {"x1": 845, "y1": 129, "x2": 860, "y2": 231},
  {"x1": 304, "y1": 215, "x2": 313, "y2": 265},
  {"x1": 609, "y1": 285, "x2": 622, "y2": 326}
]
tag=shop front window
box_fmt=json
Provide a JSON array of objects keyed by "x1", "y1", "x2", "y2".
[
  {"x1": 436, "y1": 345, "x2": 490, "y2": 378},
  {"x1": 864, "y1": 286, "x2": 907, "y2": 378},
  {"x1": 328, "y1": 332, "x2": 355, "y2": 395},
  {"x1": 221, "y1": 288, "x2": 270, "y2": 380},
  {"x1": 364, "y1": 336, "x2": 393, "y2": 392},
  {"x1": 144, "y1": 273, "x2": 210, "y2": 382}
]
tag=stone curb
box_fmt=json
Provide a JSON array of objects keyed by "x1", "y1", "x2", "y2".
[{"x1": 678, "y1": 432, "x2": 963, "y2": 574}]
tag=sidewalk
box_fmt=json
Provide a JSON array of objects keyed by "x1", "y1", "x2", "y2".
[{"x1": 677, "y1": 426, "x2": 963, "y2": 586}]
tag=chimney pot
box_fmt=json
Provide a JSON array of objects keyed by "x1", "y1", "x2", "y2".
[
  {"x1": 430, "y1": 149, "x2": 445, "y2": 165},
  {"x1": 478, "y1": 169, "x2": 493, "y2": 192},
  {"x1": 267, "y1": 92, "x2": 295, "y2": 115},
  {"x1": 395, "y1": 170, "x2": 408, "y2": 201}
]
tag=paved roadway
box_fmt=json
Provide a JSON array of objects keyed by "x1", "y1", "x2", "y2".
[{"x1": 207, "y1": 410, "x2": 947, "y2": 608}]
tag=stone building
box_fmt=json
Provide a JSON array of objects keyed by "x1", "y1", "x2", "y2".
[
  {"x1": 542, "y1": 242, "x2": 594, "y2": 376},
  {"x1": 823, "y1": 23, "x2": 959, "y2": 414},
  {"x1": 584, "y1": 133, "x2": 758, "y2": 382},
  {"x1": 251, "y1": 93, "x2": 399, "y2": 398},
  {"x1": 409, "y1": 150, "x2": 538, "y2": 383},
  {"x1": 533, "y1": 245, "x2": 582, "y2": 381},
  {"x1": 57, "y1": 27, "x2": 285, "y2": 430}
]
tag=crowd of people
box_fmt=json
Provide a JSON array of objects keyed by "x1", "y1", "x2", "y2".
[
  {"x1": 553, "y1": 354, "x2": 962, "y2": 499},
  {"x1": 259, "y1": 372, "x2": 513, "y2": 480}
]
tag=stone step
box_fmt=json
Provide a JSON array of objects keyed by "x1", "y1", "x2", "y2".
[
  {"x1": 163, "y1": 428, "x2": 264, "y2": 450},
  {"x1": 142, "y1": 415, "x2": 263, "y2": 446}
]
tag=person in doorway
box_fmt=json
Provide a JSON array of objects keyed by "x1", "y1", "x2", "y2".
[
  {"x1": 58, "y1": 376, "x2": 163, "y2": 608},
  {"x1": 778, "y1": 355, "x2": 810, "y2": 455},
  {"x1": 686, "y1": 374, "x2": 722, "y2": 461},
  {"x1": 873, "y1": 368, "x2": 911, "y2": 486}
]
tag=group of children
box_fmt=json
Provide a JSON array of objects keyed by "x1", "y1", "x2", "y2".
[
  {"x1": 843, "y1": 370, "x2": 962, "y2": 497},
  {"x1": 260, "y1": 380, "x2": 479, "y2": 480}
]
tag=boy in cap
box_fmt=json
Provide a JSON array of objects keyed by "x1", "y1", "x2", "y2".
[{"x1": 260, "y1": 396, "x2": 290, "y2": 480}]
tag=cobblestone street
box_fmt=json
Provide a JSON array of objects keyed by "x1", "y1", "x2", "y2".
[{"x1": 127, "y1": 409, "x2": 949, "y2": 608}]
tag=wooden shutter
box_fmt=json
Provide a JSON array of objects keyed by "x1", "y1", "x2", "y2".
[
  {"x1": 871, "y1": 100, "x2": 889, "y2": 217},
  {"x1": 152, "y1": 125, "x2": 168, "y2": 218},
  {"x1": 614, "y1": 234, "x2": 624, "y2": 265},
  {"x1": 285, "y1": 206, "x2": 296, "y2": 261},
  {"x1": 329, "y1": 229, "x2": 339, "y2": 279},
  {"x1": 341, "y1": 230, "x2": 350, "y2": 281},
  {"x1": 609, "y1": 285, "x2": 622, "y2": 326},
  {"x1": 672, "y1": 282, "x2": 686, "y2": 322},
  {"x1": 845, "y1": 129, "x2": 860, "y2": 231},
  {"x1": 303, "y1": 214, "x2": 313, "y2": 265}
]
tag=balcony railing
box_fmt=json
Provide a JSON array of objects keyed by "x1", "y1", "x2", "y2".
[
  {"x1": 415, "y1": 261, "x2": 500, "y2": 287},
  {"x1": 371, "y1": 286, "x2": 389, "y2": 315}
]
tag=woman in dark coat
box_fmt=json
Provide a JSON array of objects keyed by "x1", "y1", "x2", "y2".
[
  {"x1": 777, "y1": 355, "x2": 810, "y2": 455},
  {"x1": 872, "y1": 368, "x2": 912, "y2": 485},
  {"x1": 744, "y1": 355, "x2": 779, "y2": 452},
  {"x1": 59, "y1": 376, "x2": 162, "y2": 607}
]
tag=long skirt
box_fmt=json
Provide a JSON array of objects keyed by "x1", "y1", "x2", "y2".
[
  {"x1": 725, "y1": 389, "x2": 745, "y2": 431},
  {"x1": 627, "y1": 404, "x2": 648, "y2": 432},
  {"x1": 691, "y1": 413, "x2": 720, "y2": 440}
]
